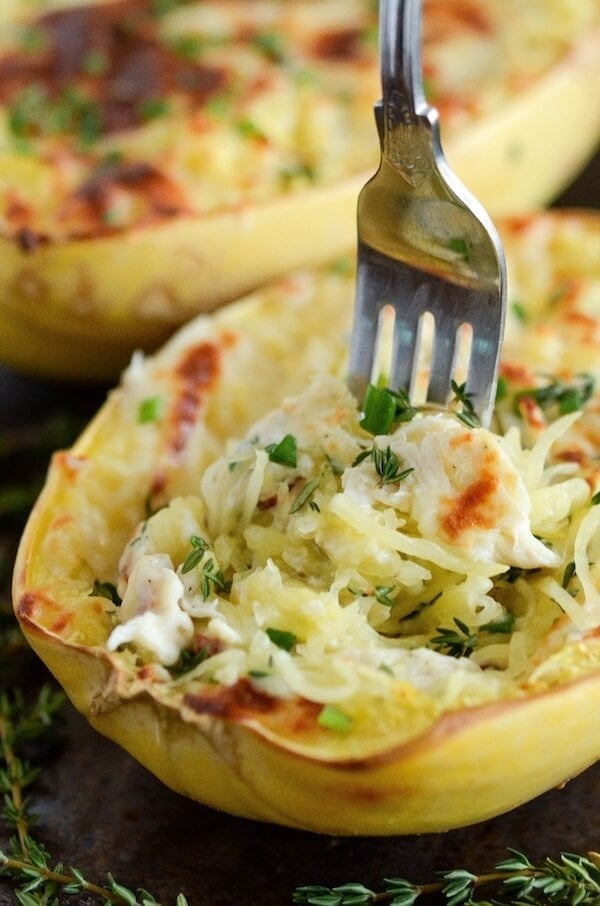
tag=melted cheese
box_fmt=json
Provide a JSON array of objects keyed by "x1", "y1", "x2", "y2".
[{"x1": 107, "y1": 374, "x2": 594, "y2": 718}]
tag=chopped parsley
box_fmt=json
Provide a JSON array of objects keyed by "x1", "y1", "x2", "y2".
[
  {"x1": 265, "y1": 434, "x2": 297, "y2": 467},
  {"x1": 317, "y1": 704, "x2": 353, "y2": 735},
  {"x1": 266, "y1": 627, "x2": 298, "y2": 651}
]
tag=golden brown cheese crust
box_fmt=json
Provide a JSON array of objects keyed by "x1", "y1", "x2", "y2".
[
  {"x1": 0, "y1": 0, "x2": 379, "y2": 245},
  {"x1": 1, "y1": 0, "x2": 597, "y2": 248}
]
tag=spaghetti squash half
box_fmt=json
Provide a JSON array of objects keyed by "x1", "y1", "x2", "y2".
[{"x1": 13, "y1": 209, "x2": 600, "y2": 834}]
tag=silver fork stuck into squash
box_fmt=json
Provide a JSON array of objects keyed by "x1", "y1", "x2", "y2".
[{"x1": 347, "y1": 0, "x2": 506, "y2": 427}]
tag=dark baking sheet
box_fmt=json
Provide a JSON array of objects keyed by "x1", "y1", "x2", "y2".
[{"x1": 1, "y1": 150, "x2": 599, "y2": 905}]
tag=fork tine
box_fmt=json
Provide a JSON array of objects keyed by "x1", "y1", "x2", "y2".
[
  {"x1": 464, "y1": 311, "x2": 504, "y2": 422},
  {"x1": 388, "y1": 297, "x2": 424, "y2": 396},
  {"x1": 347, "y1": 260, "x2": 385, "y2": 401},
  {"x1": 427, "y1": 311, "x2": 460, "y2": 405}
]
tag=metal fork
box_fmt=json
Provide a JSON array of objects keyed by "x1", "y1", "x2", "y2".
[{"x1": 347, "y1": 0, "x2": 506, "y2": 427}]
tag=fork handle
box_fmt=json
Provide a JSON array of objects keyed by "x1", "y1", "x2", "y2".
[
  {"x1": 376, "y1": 0, "x2": 437, "y2": 169},
  {"x1": 380, "y1": 0, "x2": 426, "y2": 120}
]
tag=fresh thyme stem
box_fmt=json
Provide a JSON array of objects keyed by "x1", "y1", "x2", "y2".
[
  {"x1": 0, "y1": 852, "x2": 128, "y2": 903},
  {"x1": 0, "y1": 711, "x2": 29, "y2": 857}
]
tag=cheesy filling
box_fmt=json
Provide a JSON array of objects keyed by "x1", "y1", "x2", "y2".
[{"x1": 106, "y1": 374, "x2": 596, "y2": 720}]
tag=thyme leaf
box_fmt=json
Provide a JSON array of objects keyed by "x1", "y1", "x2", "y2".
[
  {"x1": 352, "y1": 443, "x2": 413, "y2": 487},
  {"x1": 450, "y1": 380, "x2": 479, "y2": 427},
  {"x1": 289, "y1": 474, "x2": 323, "y2": 514},
  {"x1": 430, "y1": 617, "x2": 479, "y2": 658},
  {"x1": 180, "y1": 534, "x2": 209, "y2": 574}
]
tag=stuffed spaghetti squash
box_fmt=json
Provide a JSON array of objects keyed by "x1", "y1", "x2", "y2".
[
  {"x1": 13, "y1": 209, "x2": 600, "y2": 835},
  {"x1": 0, "y1": 0, "x2": 599, "y2": 379}
]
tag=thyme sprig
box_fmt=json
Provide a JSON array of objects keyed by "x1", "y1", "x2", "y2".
[
  {"x1": 293, "y1": 848, "x2": 600, "y2": 905},
  {"x1": 0, "y1": 685, "x2": 188, "y2": 905}
]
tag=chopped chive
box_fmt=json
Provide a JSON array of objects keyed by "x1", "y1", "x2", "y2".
[
  {"x1": 138, "y1": 396, "x2": 162, "y2": 424},
  {"x1": 90, "y1": 579, "x2": 121, "y2": 606},
  {"x1": 266, "y1": 627, "x2": 298, "y2": 652},
  {"x1": 265, "y1": 434, "x2": 297, "y2": 467},
  {"x1": 562, "y1": 561, "x2": 576, "y2": 589},
  {"x1": 360, "y1": 384, "x2": 396, "y2": 435},
  {"x1": 317, "y1": 704, "x2": 353, "y2": 734}
]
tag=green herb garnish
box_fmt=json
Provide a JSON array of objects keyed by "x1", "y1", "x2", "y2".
[
  {"x1": 563, "y1": 561, "x2": 577, "y2": 589},
  {"x1": 266, "y1": 434, "x2": 297, "y2": 467},
  {"x1": 515, "y1": 374, "x2": 595, "y2": 417},
  {"x1": 430, "y1": 617, "x2": 478, "y2": 658},
  {"x1": 180, "y1": 535, "x2": 209, "y2": 573},
  {"x1": 360, "y1": 384, "x2": 418, "y2": 435},
  {"x1": 511, "y1": 300, "x2": 528, "y2": 322},
  {"x1": 138, "y1": 395, "x2": 162, "y2": 424},
  {"x1": 89, "y1": 579, "x2": 121, "y2": 606},
  {"x1": 199, "y1": 559, "x2": 229, "y2": 600},
  {"x1": 374, "y1": 585, "x2": 397, "y2": 607},
  {"x1": 266, "y1": 627, "x2": 298, "y2": 651},
  {"x1": 360, "y1": 384, "x2": 397, "y2": 434},
  {"x1": 293, "y1": 848, "x2": 600, "y2": 905},
  {"x1": 450, "y1": 380, "x2": 479, "y2": 427},
  {"x1": 289, "y1": 474, "x2": 323, "y2": 514},
  {"x1": 169, "y1": 646, "x2": 210, "y2": 676},
  {"x1": 317, "y1": 704, "x2": 353, "y2": 735},
  {"x1": 353, "y1": 443, "x2": 413, "y2": 487}
]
